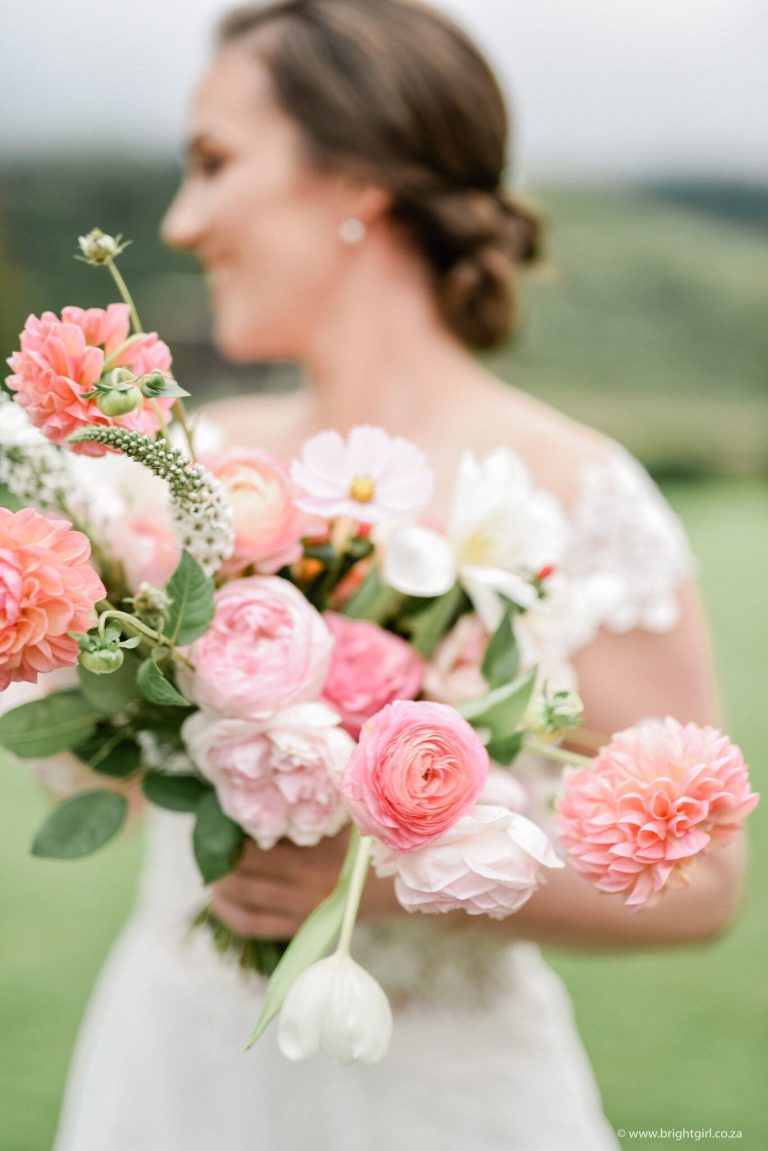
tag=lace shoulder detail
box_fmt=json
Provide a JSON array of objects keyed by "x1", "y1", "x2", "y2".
[{"x1": 563, "y1": 443, "x2": 695, "y2": 637}]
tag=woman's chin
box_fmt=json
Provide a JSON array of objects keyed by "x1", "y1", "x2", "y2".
[{"x1": 213, "y1": 318, "x2": 295, "y2": 364}]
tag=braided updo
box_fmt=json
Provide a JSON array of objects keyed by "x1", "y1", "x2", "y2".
[{"x1": 219, "y1": 0, "x2": 541, "y2": 348}]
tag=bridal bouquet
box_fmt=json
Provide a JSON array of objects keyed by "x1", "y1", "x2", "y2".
[{"x1": 0, "y1": 231, "x2": 758, "y2": 1065}]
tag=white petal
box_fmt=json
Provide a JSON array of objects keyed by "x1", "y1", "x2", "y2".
[{"x1": 382, "y1": 524, "x2": 457, "y2": 597}]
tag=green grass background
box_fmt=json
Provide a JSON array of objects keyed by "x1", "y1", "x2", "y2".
[{"x1": 0, "y1": 180, "x2": 766, "y2": 1149}]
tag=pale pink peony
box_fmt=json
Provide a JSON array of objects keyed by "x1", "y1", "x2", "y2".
[
  {"x1": 291, "y1": 425, "x2": 434, "y2": 524},
  {"x1": 109, "y1": 508, "x2": 180, "y2": 592},
  {"x1": 373, "y1": 805, "x2": 563, "y2": 918},
  {"x1": 6, "y1": 304, "x2": 174, "y2": 456},
  {"x1": 321, "y1": 613, "x2": 425, "y2": 737},
  {"x1": 182, "y1": 703, "x2": 354, "y2": 848},
  {"x1": 177, "y1": 576, "x2": 333, "y2": 718},
  {"x1": 554, "y1": 717, "x2": 759, "y2": 908},
  {"x1": 339, "y1": 700, "x2": 489, "y2": 852},
  {"x1": 209, "y1": 449, "x2": 312, "y2": 577},
  {"x1": 422, "y1": 614, "x2": 489, "y2": 706},
  {"x1": 0, "y1": 507, "x2": 105, "y2": 690}
]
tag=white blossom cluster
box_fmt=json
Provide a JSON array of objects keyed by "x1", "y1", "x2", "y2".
[
  {"x1": 0, "y1": 393, "x2": 79, "y2": 517},
  {"x1": 69, "y1": 426, "x2": 235, "y2": 576},
  {"x1": 136, "y1": 730, "x2": 196, "y2": 777}
]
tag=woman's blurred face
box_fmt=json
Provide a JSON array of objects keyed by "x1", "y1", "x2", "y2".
[{"x1": 162, "y1": 47, "x2": 361, "y2": 361}]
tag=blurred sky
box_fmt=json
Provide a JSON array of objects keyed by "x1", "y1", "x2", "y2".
[{"x1": 3, "y1": 0, "x2": 767, "y2": 181}]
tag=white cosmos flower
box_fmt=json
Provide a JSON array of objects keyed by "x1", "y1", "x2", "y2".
[
  {"x1": 382, "y1": 448, "x2": 567, "y2": 630},
  {"x1": 278, "y1": 952, "x2": 393, "y2": 1065}
]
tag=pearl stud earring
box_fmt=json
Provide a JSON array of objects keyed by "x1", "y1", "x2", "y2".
[{"x1": 338, "y1": 217, "x2": 367, "y2": 246}]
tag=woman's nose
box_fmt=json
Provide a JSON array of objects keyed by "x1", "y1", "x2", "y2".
[{"x1": 161, "y1": 186, "x2": 204, "y2": 252}]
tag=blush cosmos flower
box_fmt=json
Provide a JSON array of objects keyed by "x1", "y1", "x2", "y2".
[
  {"x1": 339, "y1": 700, "x2": 489, "y2": 852},
  {"x1": 290, "y1": 426, "x2": 433, "y2": 524},
  {"x1": 182, "y1": 703, "x2": 353, "y2": 849},
  {"x1": 209, "y1": 449, "x2": 313, "y2": 577},
  {"x1": 373, "y1": 805, "x2": 563, "y2": 918},
  {"x1": 0, "y1": 507, "x2": 105, "y2": 690},
  {"x1": 176, "y1": 576, "x2": 333, "y2": 718},
  {"x1": 321, "y1": 613, "x2": 425, "y2": 737},
  {"x1": 554, "y1": 717, "x2": 759, "y2": 908},
  {"x1": 278, "y1": 952, "x2": 393, "y2": 1065},
  {"x1": 6, "y1": 304, "x2": 174, "y2": 456}
]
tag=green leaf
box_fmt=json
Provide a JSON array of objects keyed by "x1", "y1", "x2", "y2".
[
  {"x1": 481, "y1": 603, "x2": 520, "y2": 689},
  {"x1": 458, "y1": 667, "x2": 537, "y2": 744},
  {"x1": 193, "y1": 791, "x2": 245, "y2": 883},
  {"x1": 0, "y1": 692, "x2": 98, "y2": 758},
  {"x1": 31, "y1": 790, "x2": 128, "y2": 859},
  {"x1": 77, "y1": 654, "x2": 140, "y2": 714},
  {"x1": 163, "y1": 550, "x2": 215, "y2": 645},
  {"x1": 143, "y1": 773, "x2": 210, "y2": 812},
  {"x1": 246, "y1": 828, "x2": 359, "y2": 1049},
  {"x1": 398, "y1": 584, "x2": 466, "y2": 658},
  {"x1": 73, "y1": 730, "x2": 141, "y2": 777},
  {"x1": 342, "y1": 565, "x2": 404, "y2": 623},
  {"x1": 485, "y1": 731, "x2": 524, "y2": 766},
  {"x1": 0, "y1": 482, "x2": 21, "y2": 511},
  {"x1": 137, "y1": 659, "x2": 190, "y2": 707}
]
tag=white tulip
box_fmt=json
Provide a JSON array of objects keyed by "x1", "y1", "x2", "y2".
[{"x1": 277, "y1": 952, "x2": 393, "y2": 1065}]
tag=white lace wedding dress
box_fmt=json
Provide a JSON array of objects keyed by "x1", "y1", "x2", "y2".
[{"x1": 53, "y1": 444, "x2": 693, "y2": 1151}]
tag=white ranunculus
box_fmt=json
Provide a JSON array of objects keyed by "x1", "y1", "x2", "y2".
[
  {"x1": 382, "y1": 448, "x2": 567, "y2": 630},
  {"x1": 278, "y1": 952, "x2": 393, "y2": 1065}
]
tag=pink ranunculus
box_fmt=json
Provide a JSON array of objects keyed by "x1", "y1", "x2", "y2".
[
  {"x1": 554, "y1": 717, "x2": 760, "y2": 908},
  {"x1": 373, "y1": 805, "x2": 563, "y2": 918},
  {"x1": 182, "y1": 703, "x2": 354, "y2": 848},
  {"x1": 6, "y1": 304, "x2": 174, "y2": 456},
  {"x1": 422, "y1": 614, "x2": 489, "y2": 706},
  {"x1": 109, "y1": 508, "x2": 180, "y2": 593},
  {"x1": 177, "y1": 576, "x2": 334, "y2": 719},
  {"x1": 0, "y1": 507, "x2": 105, "y2": 690},
  {"x1": 209, "y1": 449, "x2": 311, "y2": 577},
  {"x1": 321, "y1": 613, "x2": 425, "y2": 737},
  {"x1": 339, "y1": 700, "x2": 489, "y2": 852}
]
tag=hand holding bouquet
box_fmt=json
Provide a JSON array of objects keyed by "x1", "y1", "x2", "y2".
[{"x1": 0, "y1": 231, "x2": 758, "y2": 1065}]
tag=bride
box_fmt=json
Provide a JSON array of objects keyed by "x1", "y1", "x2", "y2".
[{"x1": 54, "y1": 2, "x2": 744, "y2": 1148}]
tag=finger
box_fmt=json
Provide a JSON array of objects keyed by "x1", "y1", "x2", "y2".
[{"x1": 210, "y1": 889, "x2": 298, "y2": 940}]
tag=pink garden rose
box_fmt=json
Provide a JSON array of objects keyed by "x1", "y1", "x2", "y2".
[
  {"x1": 555, "y1": 717, "x2": 759, "y2": 908},
  {"x1": 422, "y1": 614, "x2": 489, "y2": 706},
  {"x1": 0, "y1": 507, "x2": 105, "y2": 689},
  {"x1": 373, "y1": 805, "x2": 563, "y2": 918},
  {"x1": 182, "y1": 703, "x2": 353, "y2": 848},
  {"x1": 177, "y1": 576, "x2": 333, "y2": 718},
  {"x1": 321, "y1": 613, "x2": 425, "y2": 737},
  {"x1": 339, "y1": 700, "x2": 489, "y2": 852},
  {"x1": 209, "y1": 449, "x2": 312, "y2": 577},
  {"x1": 6, "y1": 304, "x2": 174, "y2": 456}
]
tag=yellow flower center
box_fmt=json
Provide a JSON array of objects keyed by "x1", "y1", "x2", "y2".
[{"x1": 349, "y1": 475, "x2": 375, "y2": 503}]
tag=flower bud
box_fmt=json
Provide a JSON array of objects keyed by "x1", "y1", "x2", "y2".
[
  {"x1": 277, "y1": 952, "x2": 393, "y2": 1065},
  {"x1": 96, "y1": 383, "x2": 143, "y2": 418},
  {"x1": 79, "y1": 647, "x2": 125, "y2": 675},
  {"x1": 77, "y1": 228, "x2": 129, "y2": 265},
  {"x1": 525, "y1": 687, "x2": 584, "y2": 741},
  {"x1": 128, "y1": 582, "x2": 171, "y2": 627}
]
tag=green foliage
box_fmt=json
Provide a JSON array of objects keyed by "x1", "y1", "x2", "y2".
[
  {"x1": 136, "y1": 659, "x2": 190, "y2": 707},
  {"x1": 142, "y1": 773, "x2": 210, "y2": 812},
  {"x1": 398, "y1": 585, "x2": 467, "y2": 659},
  {"x1": 77, "y1": 654, "x2": 141, "y2": 715},
  {"x1": 0, "y1": 692, "x2": 98, "y2": 758},
  {"x1": 192, "y1": 791, "x2": 245, "y2": 884},
  {"x1": 458, "y1": 667, "x2": 537, "y2": 749},
  {"x1": 73, "y1": 730, "x2": 141, "y2": 778},
  {"x1": 31, "y1": 791, "x2": 127, "y2": 860},
  {"x1": 246, "y1": 829, "x2": 360, "y2": 1048},
  {"x1": 481, "y1": 603, "x2": 521, "y2": 688},
  {"x1": 342, "y1": 565, "x2": 404, "y2": 622},
  {"x1": 163, "y1": 550, "x2": 215, "y2": 645}
]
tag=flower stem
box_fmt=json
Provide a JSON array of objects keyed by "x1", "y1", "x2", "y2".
[
  {"x1": 149, "y1": 398, "x2": 172, "y2": 447},
  {"x1": 97, "y1": 609, "x2": 194, "y2": 669},
  {"x1": 101, "y1": 332, "x2": 148, "y2": 372},
  {"x1": 337, "y1": 831, "x2": 372, "y2": 956},
  {"x1": 107, "y1": 259, "x2": 142, "y2": 333},
  {"x1": 525, "y1": 737, "x2": 593, "y2": 768}
]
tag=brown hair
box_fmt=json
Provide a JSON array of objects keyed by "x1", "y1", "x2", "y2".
[{"x1": 219, "y1": 0, "x2": 541, "y2": 348}]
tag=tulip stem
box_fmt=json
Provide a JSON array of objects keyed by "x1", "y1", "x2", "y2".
[
  {"x1": 525, "y1": 738, "x2": 592, "y2": 768},
  {"x1": 337, "y1": 833, "x2": 372, "y2": 956}
]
